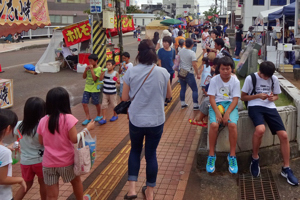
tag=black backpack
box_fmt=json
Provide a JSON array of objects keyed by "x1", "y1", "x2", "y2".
[{"x1": 244, "y1": 73, "x2": 274, "y2": 109}]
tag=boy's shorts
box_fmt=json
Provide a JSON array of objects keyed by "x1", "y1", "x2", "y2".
[
  {"x1": 21, "y1": 163, "x2": 43, "y2": 182},
  {"x1": 82, "y1": 91, "x2": 100, "y2": 105},
  {"x1": 43, "y1": 165, "x2": 76, "y2": 186},
  {"x1": 248, "y1": 106, "x2": 286, "y2": 135},
  {"x1": 209, "y1": 101, "x2": 239, "y2": 125},
  {"x1": 119, "y1": 83, "x2": 123, "y2": 98},
  {"x1": 199, "y1": 97, "x2": 210, "y2": 115},
  {"x1": 102, "y1": 93, "x2": 117, "y2": 109}
]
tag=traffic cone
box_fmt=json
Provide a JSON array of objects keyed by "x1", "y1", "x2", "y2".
[
  {"x1": 0, "y1": 64, "x2": 4, "y2": 73},
  {"x1": 108, "y1": 38, "x2": 112, "y2": 45},
  {"x1": 137, "y1": 34, "x2": 141, "y2": 42}
]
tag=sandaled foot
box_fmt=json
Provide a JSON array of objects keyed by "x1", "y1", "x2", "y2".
[
  {"x1": 82, "y1": 119, "x2": 91, "y2": 125},
  {"x1": 124, "y1": 193, "x2": 137, "y2": 199}
]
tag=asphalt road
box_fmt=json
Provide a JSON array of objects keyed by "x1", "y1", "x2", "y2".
[{"x1": 0, "y1": 36, "x2": 140, "y2": 119}]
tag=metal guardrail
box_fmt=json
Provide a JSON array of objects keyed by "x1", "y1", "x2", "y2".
[{"x1": 22, "y1": 25, "x2": 65, "y2": 39}]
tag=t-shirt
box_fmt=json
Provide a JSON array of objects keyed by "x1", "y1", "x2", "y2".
[
  {"x1": 0, "y1": 145, "x2": 12, "y2": 200},
  {"x1": 241, "y1": 72, "x2": 281, "y2": 109},
  {"x1": 175, "y1": 36, "x2": 185, "y2": 49},
  {"x1": 14, "y1": 121, "x2": 44, "y2": 165},
  {"x1": 236, "y1": 29, "x2": 243, "y2": 42},
  {"x1": 62, "y1": 46, "x2": 72, "y2": 58},
  {"x1": 37, "y1": 114, "x2": 78, "y2": 168},
  {"x1": 120, "y1": 62, "x2": 133, "y2": 84},
  {"x1": 178, "y1": 48, "x2": 197, "y2": 74},
  {"x1": 172, "y1": 28, "x2": 179, "y2": 38},
  {"x1": 207, "y1": 75, "x2": 241, "y2": 103},
  {"x1": 191, "y1": 33, "x2": 199, "y2": 47},
  {"x1": 84, "y1": 66, "x2": 102, "y2": 93},
  {"x1": 103, "y1": 71, "x2": 117, "y2": 94},
  {"x1": 158, "y1": 48, "x2": 175, "y2": 74},
  {"x1": 123, "y1": 64, "x2": 170, "y2": 127},
  {"x1": 216, "y1": 25, "x2": 222, "y2": 33}
]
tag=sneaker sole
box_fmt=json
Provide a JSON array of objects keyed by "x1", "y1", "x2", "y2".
[
  {"x1": 281, "y1": 172, "x2": 298, "y2": 186},
  {"x1": 250, "y1": 163, "x2": 260, "y2": 177}
]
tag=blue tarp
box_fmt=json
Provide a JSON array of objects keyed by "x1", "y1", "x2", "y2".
[{"x1": 268, "y1": 2, "x2": 296, "y2": 21}]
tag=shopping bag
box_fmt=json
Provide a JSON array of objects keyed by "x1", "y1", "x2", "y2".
[
  {"x1": 84, "y1": 129, "x2": 97, "y2": 167},
  {"x1": 74, "y1": 132, "x2": 91, "y2": 176}
]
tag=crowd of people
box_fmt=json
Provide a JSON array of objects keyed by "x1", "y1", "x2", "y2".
[{"x1": 0, "y1": 23, "x2": 299, "y2": 200}]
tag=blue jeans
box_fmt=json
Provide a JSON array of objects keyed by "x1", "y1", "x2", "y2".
[
  {"x1": 192, "y1": 46, "x2": 197, "y2": 53},
  {"x1": 235, "y1": 41, "x2": 242, "y2": 57},
  {"x1": 179, "y1": 73, "x2": 198, "y2": 104},
  {"x1": 128, "y1": 121, "x2": 164, "y2": 187}
]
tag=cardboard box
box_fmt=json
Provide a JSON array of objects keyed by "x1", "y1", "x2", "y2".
[
  {"x1": 0, "y1": 79, "x2": 13, "y2": 109},
  {"x1": 277, "y1": 43, "x2": 293, "y2": 51}
]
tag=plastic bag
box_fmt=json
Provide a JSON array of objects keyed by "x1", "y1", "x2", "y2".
[{"x1": 84, "y1": 130, "x2": 97, "y2": 167}]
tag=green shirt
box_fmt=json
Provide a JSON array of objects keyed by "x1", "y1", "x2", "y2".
[{"x1": 84, "y1": 67, "x2": 102, "y2": 93}]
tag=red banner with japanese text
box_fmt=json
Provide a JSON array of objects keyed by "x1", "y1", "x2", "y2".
[
  {"x1": 106, "y1": 15, "x2": 135, "y2": 37},
  {"x1": 62, "y1": 20, "x2": 91, "y2": 47}
]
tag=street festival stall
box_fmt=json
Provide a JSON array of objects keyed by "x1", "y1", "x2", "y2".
[
  {"x1": 145, "y1": 20, "x2": 169, "y2": 39},
  {"x1": 0, "y1": 0, "x2": 50, "y2": 108},
  {"x1": 36, "y1": 16, "x2": 134, "y2": 73}
]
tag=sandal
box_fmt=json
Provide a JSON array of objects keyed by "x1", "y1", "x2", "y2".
[
  {"x1": 124, "y1": 193, "x2": 137, "y2": 199},
  {"x1": 142, "y1": 186, "x2": 147, "y2": 197},
  {"x1": 188, "y1": 119, "x2": 208, "y2": 128}
]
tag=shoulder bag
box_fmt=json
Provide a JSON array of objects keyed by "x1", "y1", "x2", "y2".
[{"x1": 114, "y1": 64, "x2": 155, "y2": 114}]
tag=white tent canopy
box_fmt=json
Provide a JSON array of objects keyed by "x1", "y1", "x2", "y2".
[{"x1": 256, "y1": 6, "x2": 284, "y2": 25}]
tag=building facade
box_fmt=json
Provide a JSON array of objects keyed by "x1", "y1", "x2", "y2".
[
  {"x1": 162, "y1": 0, "x2": 198, "y2": 18},
  {"x1": 128, "y1": 14, "x2": 156, "y2": 27},
  {"x1": 241, "y1": 0, "x2": 296, "y2": 30}
]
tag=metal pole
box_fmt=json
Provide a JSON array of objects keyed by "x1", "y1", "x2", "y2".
[{"x1": 90, "y1": 14, "x2": 94, "y2": 54}]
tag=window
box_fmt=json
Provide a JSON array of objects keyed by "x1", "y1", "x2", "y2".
[
  {"x1": 167, "y1": 5, "x2": 170, "y2": 9},
  {"x1": 271, "y1": 0, "x2": 287, "y2": 5},
  {"x1": 50, "y1": 15, "x2": 61, "y2": 23},
  {"x1": 56, "y1": 0, "x2": 85, "y2": 3},
  {"x1": 142, "y1": 19, "x2": 145, "y2": 25},
  {"x1": 253, "y1": 0, "x2": 264, "y2": 5},
  {"x1": 290, "y1": 0, "x2": 295, "y2": 3},
  {"x1": 135, "y1": 19, "x2": 136, "y2": 24},
  {"x1": 183, "y1": 4, "x2": 191, "y2": 8},
  {"x1": 62, "y1": 16, "x2": 74, "y2": 24}
]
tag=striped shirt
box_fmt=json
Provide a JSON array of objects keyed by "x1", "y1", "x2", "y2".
[{"x1": 103, "y1": 70, "x2": 117, "y2": 94}]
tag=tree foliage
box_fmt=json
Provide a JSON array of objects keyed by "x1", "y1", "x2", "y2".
[
  {"x1": 126, "y1": 5, "x2": 144, "y2": 13},
  {"x1": 203, "y1": 5, "x2": 219, "y2": 23}
]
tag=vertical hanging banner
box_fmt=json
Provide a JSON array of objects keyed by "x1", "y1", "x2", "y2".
[
  {"x1": 62, "y1": 20, "x2": 92, "y2": 47},
  {"x1": 0, "y1": 79, "x2": 13, "y2": 109},
  {"x1": 90, "y1": 0, "x2": 102, "y2": 13},
  {"x1": 0, "y1": 0, "x2": 51, "y2": 37}
]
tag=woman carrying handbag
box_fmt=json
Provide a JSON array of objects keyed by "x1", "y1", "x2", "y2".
[{"x1": 122, "y1": 39, "x2": 172, "y2": 200}]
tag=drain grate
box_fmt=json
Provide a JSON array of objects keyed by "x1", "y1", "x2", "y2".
[{"x1": 239, "y1": 169, "x2": 280, "y2": 200}]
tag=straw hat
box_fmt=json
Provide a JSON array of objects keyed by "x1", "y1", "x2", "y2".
[{"x1": 161, "y1": 29, "x2": 172, "y2": 38}]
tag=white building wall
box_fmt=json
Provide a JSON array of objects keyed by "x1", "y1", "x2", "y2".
[
  {"x1": 129, "y1": 14, "x2": 156, "y2": 27},
  {"x1": 242, "y1": 0, "x2": 293, "y2": 30}
]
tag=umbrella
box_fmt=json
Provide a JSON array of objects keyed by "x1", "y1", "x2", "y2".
[{"x1": 160, "y1": 19, "x2": 183, "y2": 25}]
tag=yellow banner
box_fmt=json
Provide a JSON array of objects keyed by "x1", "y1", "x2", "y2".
[
  {"x1": 0, "y1": 79, "x2": 14, "y2": 109},
  {"x1": 0, "y1": 0, "x2": 51, "y2": 37}
]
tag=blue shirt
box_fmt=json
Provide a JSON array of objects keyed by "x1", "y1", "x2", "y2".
[{"x1": 158, "y1": 48, "x2": 175, "y2": 74}]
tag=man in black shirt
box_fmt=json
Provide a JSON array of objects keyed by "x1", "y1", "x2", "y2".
[
  {"x1": 191, "y1": 29, "x2": 201, "y2": 53},
  {"x1": 216, "y1": 23, "x2": 222, "y2": 37},
  {"x1": 235, "y1": 24, "x2": 244, "y2": 59}
]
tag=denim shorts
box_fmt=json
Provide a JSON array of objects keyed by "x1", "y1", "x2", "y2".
[
  {"x1": 248, "y1": 106, "x2": 286, "y2": 135},
  {"x1": 209, "y1": 101, "x2": 239, "y2": 125},
  {"x1": 82, "y1": 91, "x2": 100, "y2": 105}
]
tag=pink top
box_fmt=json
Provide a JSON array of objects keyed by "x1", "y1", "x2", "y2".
[{"x1": 37, "y1": 114, "x2": 78, "y2": 168}]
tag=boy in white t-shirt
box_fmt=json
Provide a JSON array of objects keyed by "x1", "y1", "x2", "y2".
[
  {"x1": 206, "y1": 56, "x2": 241, "y2": 174},
  {"x1": 119, "y1": 52, "x2": 133, "y2": 101},
  {"x1": 241, "y1": 61, "x2": 299, "y2": 186}
]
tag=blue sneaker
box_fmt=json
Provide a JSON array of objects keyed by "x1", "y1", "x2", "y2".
[
  {"x1": 94, "y1": 116, "x2": 103, "y2": 121},
  {"x1": 227, "y1": 154, "x2": 238, "y2": 174},
  {"x1": 98, "y1": 119, "x2": 107, "y2": 125},
  {"x1": 206, "y1": 155, "x2": 216, "y2": 173},
  {"x1": 250, "y1": 157, "x2": 260, "y2": 177},
  {"x1": 110, "y1": 116, "x2": 118, "y2": 122},
  {"x1": 82, "y1": 119, "x2": 91, "y2": 125},
  {"x1": 281, "y1": 167, "x2": 299, "y2": 186}
]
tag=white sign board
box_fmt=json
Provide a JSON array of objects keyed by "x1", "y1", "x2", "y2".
[
  {"x1": 227, "y1": 0, "x2": 236, "y2": 11},
  {"x1": 90, "y1": 0, "x2": 102, "y2": 13}
]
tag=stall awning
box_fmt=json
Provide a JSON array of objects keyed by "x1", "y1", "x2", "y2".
[
  {"x1": 257, "y1": 6, "x2": 284, "y2": 24},
  {"x1": 268, "y1": 2, "x2": 296, "y2": 22},
  {"x1": 0, "y1": 0, "x2": 51, "y2": 37}
]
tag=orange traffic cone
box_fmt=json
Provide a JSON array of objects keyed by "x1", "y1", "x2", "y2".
[
  {"x1": 108, "y1": 38, "x2": 112, "y2": 45},
  {"x1": 137, "y1": 34, "x2": 141, "y2": 42},
  {"x1": 0, "y1": 64, "x2": 4, "y2": 73}
]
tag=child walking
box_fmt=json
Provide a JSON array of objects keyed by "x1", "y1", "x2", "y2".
[
  {"x1": 199, "y1": 57, "x2": 211, "y2": 96},
  {"x1": 37, "y1": 87, "x2": 95, "y2": 200},
  {"x1": 206, "y1": 56, "x2": 241, "y2": 174},
  {"x1": 82, "y1": 54, "x2": 103, "y2": 125},
  {"x1": 119, "y1": 52, "x2": 133, "y2": 101},
  {"x1": 98, "y1": 60, "x2": 120, "y2": 125},
  {"x1": 0, "y1": 109, "x2": 26, "y2": 200},
  {"x1": 14, "y1": 97, "x2": 47, "y2": 200}
]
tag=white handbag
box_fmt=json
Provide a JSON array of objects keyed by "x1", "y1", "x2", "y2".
[{"x1": 74, "y1": 131, "x2": 91, "y2": 176}]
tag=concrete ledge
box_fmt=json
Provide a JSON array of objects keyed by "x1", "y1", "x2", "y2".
[{"x1": 197, "y1": 138, "x2": 300, "y2": 172}]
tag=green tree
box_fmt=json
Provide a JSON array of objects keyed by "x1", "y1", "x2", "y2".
[
  {"x1": 203, "y1": 5, "x2": 219, "y2": 23},
  {"x1": 126, "y1": 5, "x2": 144, "y2": 13}
]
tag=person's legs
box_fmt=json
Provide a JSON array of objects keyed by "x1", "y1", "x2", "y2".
[
  {"x1": 38, "y1": 177, "x2": 47, "y2": 200},
  {"x1": 277, "y1": 131, "x2": 290, "y2": 167},
  {"x1": 179, "y1": 78, "x2": 187, "y2": 103},
  {"x1": 144, "y1": 124, "x2": 164, "y2": 199},
  {"x1": 186, "y1": 74, "x2": 198, "y2": 105},
  {"x1": 235, "y1": 41, "x2": 241, "y2": 58},
  {"x1": 169, "y1": 73, "x2": 174, "y2": 85},
  {"x1": 43, "y1": 167, "x2": 60, "y2": 200},
  {"x1": 101, "y1": 93, "x2": 109, "y2": 121},
  {"x1": 192, "y1": 46, "x2": 197, "y2": 53},
  {"x1": 208, "y1": 122, "x2": 219, "y2": 156},
  {"x1": 252, "y1": 125, "x2": 265, "y2": 158},
  {"x1": 14, "y1": 180, "x2": 33, "y2": 200},
  {"x1": 70, "y1": 176, "x2": 83, "y2": 200},
  {"x1": 127, "y1": 122, "x2": 145, "y2": 196},
  {"x1": 45, "y1": 184, "x2": 59, "y2": 200},
  {"x1": 228, "y1": 123, "x2": 238, "y2": 156}
]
